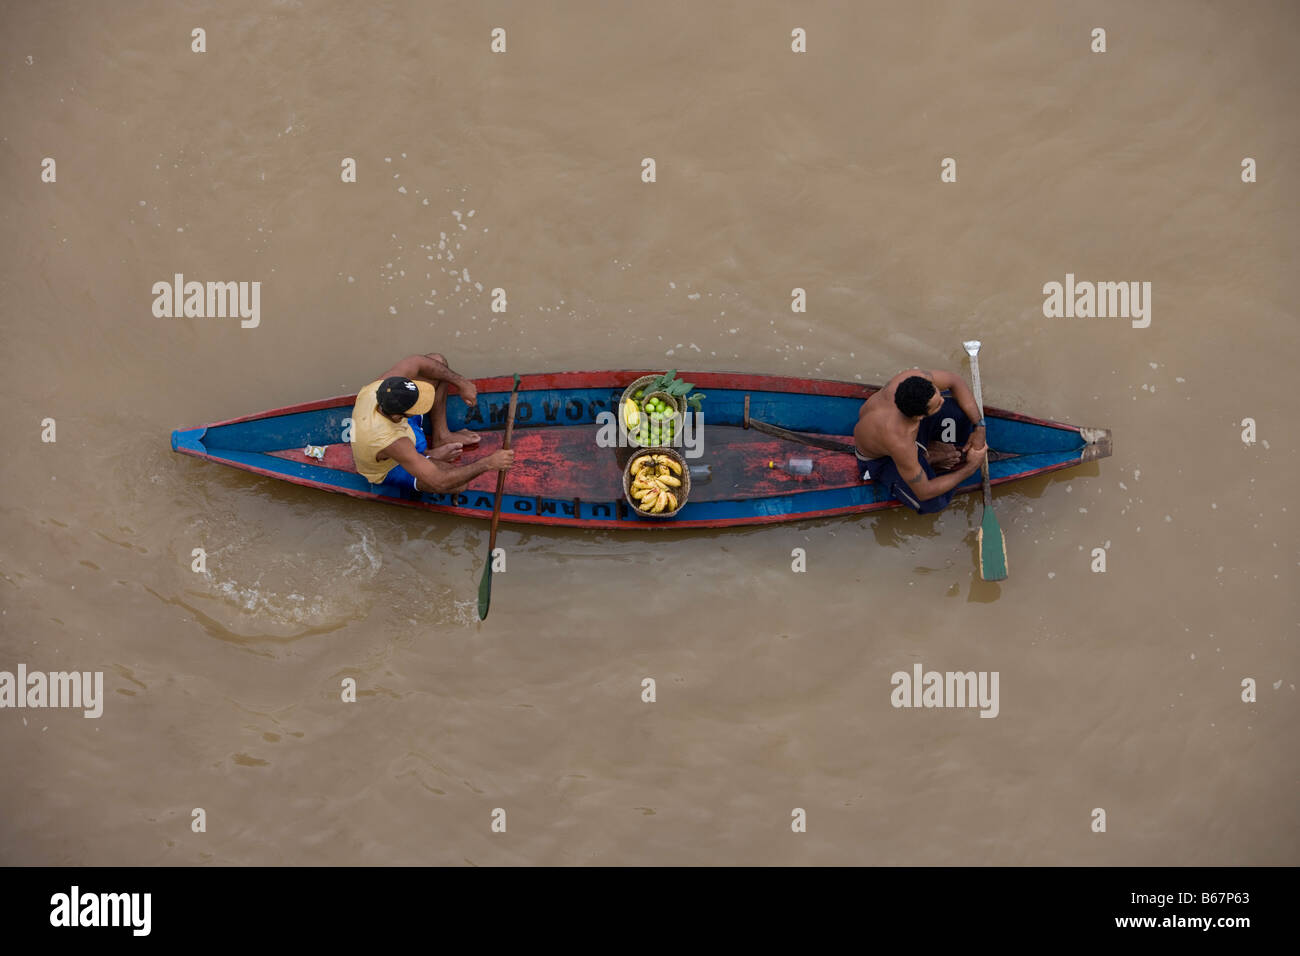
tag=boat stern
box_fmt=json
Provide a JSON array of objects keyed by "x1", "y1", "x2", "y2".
[{"x1": 1077, "y1": 427, "x2": 1113, "y2": 463}]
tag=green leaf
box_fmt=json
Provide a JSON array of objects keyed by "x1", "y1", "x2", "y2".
[
  {"x1": 662, "y1": 369, "x2": 677, "y2": 384},
  {"x1": 668, "y1": 380, "x2": 691, "y2": 397}
]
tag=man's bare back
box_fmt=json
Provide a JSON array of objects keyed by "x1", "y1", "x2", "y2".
[
  {"x1": 852, "y1": 368, "x2": 988, "y2": 512},
  {"x1": 854, "y1": 369, "x2": 945, "y2": 460}
]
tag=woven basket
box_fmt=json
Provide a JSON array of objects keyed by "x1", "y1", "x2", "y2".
[
  {"x1": 623, "y1": 447, "x2": 690, "y2": 518},
  {"x1": 620, "y1": 375, "x2": 685, "y2": 448}
]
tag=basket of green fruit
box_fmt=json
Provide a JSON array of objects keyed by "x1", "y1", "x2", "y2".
[{"x1": 620, "y1": 371, "x2": 706, "y2": 448}]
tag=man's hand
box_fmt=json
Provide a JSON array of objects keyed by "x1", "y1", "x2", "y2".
[
  {"x1": 963, "y1": 443, "x2": 988, "y2": 472},
  {"x1": 487, "y1": 449, "x2": 514, "y2": 470},
  {"x1": 962, "y1": 425, "x2": 987, "y2": 455},
  {"x1": 458, "y1": 381, "x2": 478, "y2": 407}
]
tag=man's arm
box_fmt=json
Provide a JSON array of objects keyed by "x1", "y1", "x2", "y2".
[
  {"x1": 925, "y1": 369, "x2": 980, "y2": 426},
  {"x1": 894, "y1": 438, "x2": 986, "y2": 502},
  {"x1": 383, "y1": 438, "x2": 511, "y2": 494},
  {"x1": 926, "y1": 368, "x2": 986, "y2": 451},
  {"x1": 383, "y1": 354, "x2": 477, "y2": 407}
]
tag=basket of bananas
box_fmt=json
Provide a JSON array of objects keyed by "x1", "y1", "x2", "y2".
[{"x1": 624, "y1": 448, "x2": 690, "y2": 518}]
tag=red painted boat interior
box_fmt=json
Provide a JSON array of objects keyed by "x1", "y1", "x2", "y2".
[{"x1": 270, "y1": 424, "x2": 866, "y2": 501}]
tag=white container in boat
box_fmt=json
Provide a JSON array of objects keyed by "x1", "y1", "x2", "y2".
[{"x1": 769, "y1": 457, "x2": 813, "y2": 475}]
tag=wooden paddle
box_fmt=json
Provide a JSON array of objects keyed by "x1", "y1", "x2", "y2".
[
  {"x1": 962, "y1": 341, "x2": 1007, "y2": 581},
  {"x1": 477, "y1": 373, "x2": 521, "y2": 620}
]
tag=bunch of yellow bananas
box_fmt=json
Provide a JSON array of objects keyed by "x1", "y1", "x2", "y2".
[{"x1": 628, "y1": 454, "x2": 684, "y2": 514}]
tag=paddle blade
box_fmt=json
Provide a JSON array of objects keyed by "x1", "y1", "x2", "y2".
[
  {"x1": 477, "y1": 562, "x2": 493, "y2": 620},
  {"x1": 977, "y1": 508, "x2": 1008, "y2": 581}
]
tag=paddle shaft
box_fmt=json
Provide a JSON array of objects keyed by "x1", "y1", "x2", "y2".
[
  {"x1": 745, "y1": 405, "x2": 1013, "y2": 461},
  {"x1": 967, "y1": 355, "x2": 993, "y2": 507},
  {"x1": 477, "y1": 376, "x2": 522, "y2": 621},
  {"x1": 486, "y1": 388, "x2": 521, "y2": 557},
  {"x1": 745, "y1": 415, "x2": 857, "y2": 454}
]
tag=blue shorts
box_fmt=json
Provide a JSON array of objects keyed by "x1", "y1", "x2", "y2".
[
  {"x1": 374, "y1": 415, "x2": 426, "y2": 492},
  {"x1": 857, "y1": 397, "x2": 972, "y2": 514}
]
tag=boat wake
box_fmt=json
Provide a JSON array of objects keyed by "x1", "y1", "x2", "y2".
[{"x1": 181, "y1": 521, "x2": 385, "y2": 646}]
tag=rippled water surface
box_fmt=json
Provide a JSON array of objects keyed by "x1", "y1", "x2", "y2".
[{"x1": 1, "y1": 1, "x2": 1296, "y2": 865}]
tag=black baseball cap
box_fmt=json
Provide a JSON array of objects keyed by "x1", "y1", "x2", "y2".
[{"x1": 376, "y1": 376, "x2": 436, "y2": 416}]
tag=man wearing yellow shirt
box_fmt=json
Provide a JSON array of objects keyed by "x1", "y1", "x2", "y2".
[{"x1": 351, "y1": 352, "x2": 514, "y2": 495}]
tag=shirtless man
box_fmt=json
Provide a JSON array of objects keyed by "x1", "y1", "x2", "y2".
[
  {"x1": 350, "y1": 352, "x2": 513, "y2": 495},
  {"x1": 853, "y1": 369, "x2": 988, "y2": 514}
]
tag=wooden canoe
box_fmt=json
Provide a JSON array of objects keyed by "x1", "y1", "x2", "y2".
[{"x1": 169, "y1": 370, "x2": 1112, "y2": 530}]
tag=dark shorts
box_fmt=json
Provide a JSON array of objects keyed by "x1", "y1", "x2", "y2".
[
  {"x1": 857, "y1": 397, "x2": 973, "y2": 514},
  {"x1": 374, "y1": 415, "x2": 427, "y2": 493}
]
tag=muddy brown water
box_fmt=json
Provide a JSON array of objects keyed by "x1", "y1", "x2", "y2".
[{"x1": 1, "y1": 1, "x2": 1295, "y2": 865}]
